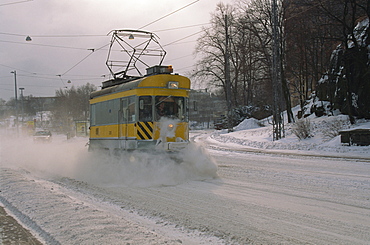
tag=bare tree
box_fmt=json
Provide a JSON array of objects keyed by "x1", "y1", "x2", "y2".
[
  {"x1": 193, "y1": 3, "x2": 235, "y2": 100},
  {"x1": 193, "y1": 0, "x2": 296, "y2": 126},
  {"x1": 52, "y1": 83, "x2": 96, "y2": 133},
  {"x1": 284, "y1": 0, "x2": 336, "y2": 115},
  {"x1": 239, "y1": 0, "x2": 294, "y2": 124},
  {"x1": 313, "y1": 0, "x2": 370, "y2": 122}
]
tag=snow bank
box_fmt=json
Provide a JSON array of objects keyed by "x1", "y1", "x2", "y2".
[
  {"x1": 210, "y1": 115, "x2": 370, "y2": 158},
  {"x1": 234, "y1": 118, "x2": 262, "y2": 131}
]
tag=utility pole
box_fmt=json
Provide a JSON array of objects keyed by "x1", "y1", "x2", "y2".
[
  {"x1": 224, "y1": 14, "x2": 233, "y2": 133},
  {"x1": 19, "y1": 87, "x2": 25, "y2": 123},
  {"x1": 11, "y1": 70, "x2": 19, "y2": 136},
  {"x1": 271, "y1": 0, "x2": 284, "y2": 140}
]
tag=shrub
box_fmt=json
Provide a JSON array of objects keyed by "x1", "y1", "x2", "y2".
[
  {"x1": 292, "y1": 118, "x2": 313, "y2": 140},
  {"x1": 322, "y1": 118, "x2": 350, "y2": 141}
]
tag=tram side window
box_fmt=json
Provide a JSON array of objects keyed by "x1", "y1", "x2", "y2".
[
  {"x1": 95, "y1": 102, "x2": 105, "y2": 125},
  {"x1": 107, "y1": 100, "x2": 114, "y2": 124},
  {"x1": 127, "y1": 96, "x2": 136, "y2": 122},
  {"x1": 111, "y1": 99, "x2": 119, "y2": 123},
  {"x1": 90, "y1": 104, "x2": 96, "y2": 126},
  {"x1": 184, "y1": 97, "x2": 189, "y2": 121},
  {"x1": 121, "y1": 98, "x2": 128, "y2": 122},
  {"x1": 139, "y1": 96, "x2": 152, "y2": 122},
  {"x1": 177, "y1": 97, "x2": 188, "y2": 121},
  {"x1": 92, "y1": 99, "x2": 119, "y2": 125}
]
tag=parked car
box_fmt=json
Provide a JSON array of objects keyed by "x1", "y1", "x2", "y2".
[{"x1": 33, "y1": 130, "x2": 52, "y2": 143}]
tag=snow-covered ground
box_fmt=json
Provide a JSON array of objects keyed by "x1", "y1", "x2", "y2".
[
  {"x1": 0, "y1": 135, "x2": 222, "y2": 244},
  {"x1": 0, "y1": 114, "x2": 369, "y2": 244},
  {"x1": 211, "y1": 114, "x2": 370, "y2": 159}
]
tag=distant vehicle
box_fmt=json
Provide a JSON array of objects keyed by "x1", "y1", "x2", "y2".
[
  {"x1": 33, "y1": 130, "x2": 52, "y2": 143},
  {"x1": 214, "y1": 116, "x2": 227, "y2": 130},
  {"x1": 214, "y1": 123, "x2": 225, "y2": 130}
]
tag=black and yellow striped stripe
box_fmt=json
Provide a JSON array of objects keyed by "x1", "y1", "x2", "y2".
[{"x1": 136, "y1": 122, "x2": 154, "y2": 140}]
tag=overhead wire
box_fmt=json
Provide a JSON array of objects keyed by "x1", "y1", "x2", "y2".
[
  {"x1": 0, "y1": 38, "x2": 110, "y2": 86},
  {"x1": 0, "y1": 0, "x2": 32, "y2": 7},
  {"x1": 176, "y1": 65, "x2": 196, "y2": 72},
  {"x1": 60, "y1": 42, "x2": 110, "y2": 76},
  {"x1": 0, "y1": 64, "x2": 105, "y2": 81},
  {"x1": 0, "y1": 0, "x2": 207, "y2": 93},
  {"x1": 0, "y1": 32, "x2": 24, "y2": 37},
  {"x1": 138, "y1": 0, "x2": 200, "y2": 29},
  {"x1": 0, "y1": 39, "x2": 88, "y2": 50},
  {"x1": 153, "y1": 23, "x2": 210, "y2": 32},
  {"x1": 0, "y1": 0, "x2": 207, "y2": 66},
  {"x1": 0, "y1": 23, "x2": 210, "y2": 40},
  {"x1": 0, "y1": 32, "x2": 106, "y2": 38},
  {"x1": 166, "y1": 54, "x2": 194, "y2": 62},
  {"x1": 17, "y1": 74, "x2": 60, "y2": 80},
  {"x1": 0, "y1": 63, "x2": 37, "y2": 74},
  {"x1": 163, "y1": 30, "x2": 204, "y2": 47},
  {"x1": 7, "y1": 82, "x2": 63, "y2": 88},
  {"x1": 56, "y1": 75, "x2": 66, "y2": 87},
  {"x1": 284, "y1": 0, "x2": 332, "y2": 21},
  {"x1": 0, "y1": 87, "x2": 15, "y2": 92}
]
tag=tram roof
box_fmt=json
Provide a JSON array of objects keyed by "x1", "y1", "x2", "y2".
[{"x1": 90, "y1": 74, "x2": 190, "y2": 99}]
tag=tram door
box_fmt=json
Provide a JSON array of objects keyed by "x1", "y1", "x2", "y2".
[
  {"x1": 119, "y1": 98, "x2": 129, "y2": 141},
  {"x1": 119, "y1": 97, "x2": 136, "y2": 149}
]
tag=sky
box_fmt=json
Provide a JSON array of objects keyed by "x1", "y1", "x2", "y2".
[{"x1": 0, "y1": 0, "x2": 234, "y2": 101}]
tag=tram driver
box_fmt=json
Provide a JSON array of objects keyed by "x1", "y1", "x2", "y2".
[
  {"x1": 156, "y1": 96, "x2": 177, "y2": 120},
  {"x1": 156, "y1": 101, "x2": 169, "y2": 120},
  {"x1": 156, "y1": 97, "x2": 178, "y2": 119}
]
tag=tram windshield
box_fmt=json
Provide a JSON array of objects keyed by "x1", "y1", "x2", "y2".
[
  {"x1": 138, "y1": 96, "x2": 187, "y2": 122},
  {"x1": 155, "y1": 96, "x2": 187, "y2": 121}
]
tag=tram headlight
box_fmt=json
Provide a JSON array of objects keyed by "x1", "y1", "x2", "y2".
[
  {"x1": 167, "y1": 81, "x2": 179, "y2": 89},
  {"x1": 168, "y1": 124, "x2": 174, "y2": 130}
]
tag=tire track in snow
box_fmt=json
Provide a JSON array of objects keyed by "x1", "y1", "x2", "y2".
[{"x1": 0, "y1": 192, "x2": 61, "y2": 245}]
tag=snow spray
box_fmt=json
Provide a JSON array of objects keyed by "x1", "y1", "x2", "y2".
[{"x1": 0, "y1": 130, "x2": 218, "y2": 187}]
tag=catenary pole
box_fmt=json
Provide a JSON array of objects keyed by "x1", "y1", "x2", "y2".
[
  {"x1": 11, "y1": 70, "x2": 19, "y2": 136},
  {"x1": 271, "y1": 0, "x2": 284, "y2": 140},
  {"x1": 225, "y1": 14, "x2": 233, "y2": 133}
]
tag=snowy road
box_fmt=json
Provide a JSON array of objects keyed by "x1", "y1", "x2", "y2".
[{"x1": 1, "y1": 133, "x2": 370, "y2": 244}]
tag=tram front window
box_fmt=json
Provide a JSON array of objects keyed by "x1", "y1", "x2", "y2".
[
  {"x1": 139, "y1": 96, "x2": 153, "y2": 122},
  {"x1": 155, "y1": 96, "x2": 186, "y2": 121}
]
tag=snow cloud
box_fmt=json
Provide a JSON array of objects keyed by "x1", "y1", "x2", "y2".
[{"x1": 0, "y1": 133, "x2": 218, "y2": 187}]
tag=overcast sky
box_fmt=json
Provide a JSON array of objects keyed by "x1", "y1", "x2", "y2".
[{"x1": 0, "y1": 0, "x2": 234, "y2": 101}]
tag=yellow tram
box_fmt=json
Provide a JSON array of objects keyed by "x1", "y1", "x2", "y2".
[{"x1": 89, "y1": 65, "x2": 191, "y2": 152}]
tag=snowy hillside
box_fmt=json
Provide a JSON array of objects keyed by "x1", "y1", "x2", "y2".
[{"x1": 209, "y1": 113, "x2": 370, "y2": 159}]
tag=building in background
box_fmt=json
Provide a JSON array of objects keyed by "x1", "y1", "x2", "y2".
[{"x1": 189, "y1": 89, "x2": 227, "y2": 129}]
